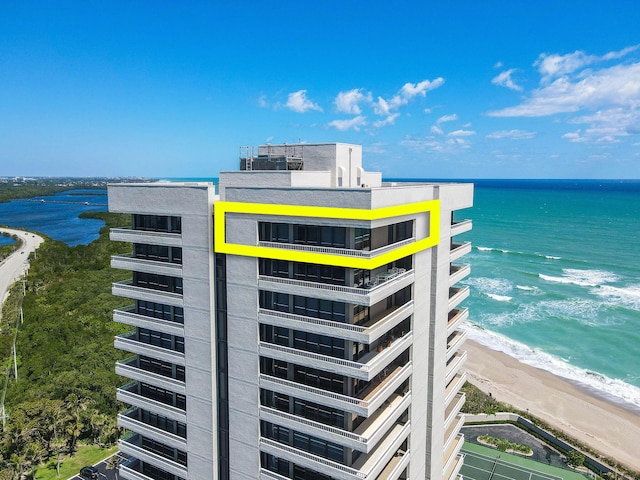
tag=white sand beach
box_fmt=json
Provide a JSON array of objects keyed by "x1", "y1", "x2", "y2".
[{"x1": 465, "y1": 339, "x2": 640, "y2": 472}]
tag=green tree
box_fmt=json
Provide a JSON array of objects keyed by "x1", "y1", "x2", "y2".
[{"x1": 567, "y1": 450, "x2": 585, "y2": 467}]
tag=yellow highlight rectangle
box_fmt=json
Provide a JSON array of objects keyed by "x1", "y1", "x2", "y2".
[{"x1": 214, "y1": 200, "x2": 440, "y2": 269}]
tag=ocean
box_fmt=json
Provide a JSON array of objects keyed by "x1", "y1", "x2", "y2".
[
  {"x1": 455, "y1": 179, "x2": 640, "y2": 410},
  {"x1": 1, "y1": 180, "x2": 639, "y2": 409}
]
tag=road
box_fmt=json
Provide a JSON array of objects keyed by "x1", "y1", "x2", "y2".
[
  {"x1": 68, "y1": 454, "x2": 120, "y2": 480},
  {"x1": 0, "y1": 227, "x2": 44, "y2": 317}
]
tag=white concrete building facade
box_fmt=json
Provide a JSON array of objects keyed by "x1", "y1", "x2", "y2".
[{"x1": 109, "y1": 143, "x2": 473, "y2": 480}]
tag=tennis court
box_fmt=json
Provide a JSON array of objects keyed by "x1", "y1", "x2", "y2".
[{"x1": 460, "y1": 443, "x2": 591, "y2": 480}]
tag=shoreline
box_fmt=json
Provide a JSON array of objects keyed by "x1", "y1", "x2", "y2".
[{"x1": 465, "y1": 339, "x2": 640, "y2": 472}]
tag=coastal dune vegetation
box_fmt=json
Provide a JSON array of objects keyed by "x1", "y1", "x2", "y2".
[{"x1": 0, "y1": 211, "x2": 130, "y2": 479}]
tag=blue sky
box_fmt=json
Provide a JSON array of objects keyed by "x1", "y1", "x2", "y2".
[{"x1": 1, "y1": 1, "x2": 640, "y2": 179}]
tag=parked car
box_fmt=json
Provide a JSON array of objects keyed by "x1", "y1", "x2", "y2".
[{"x1": 79, "y1": 466, "x2": 99, "y2": 479}]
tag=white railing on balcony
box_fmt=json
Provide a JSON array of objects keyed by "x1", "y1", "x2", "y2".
[
  {"x1": 258, "y1": 238, "x2": 415, "y2": 259},
  {"x1": 110, "y1": 228, "x2": 182, "y2": 247},
  {"x1": 450, "y1": 219, "x2": 472, "y2": 236},
  {"x1": 111, "y1": 253, "x2": 183, "y2": 276},
  {"x1": 450, "y1": 242, "x2": 472, "y2": 262},
  {"x1": 113, "y1": 306, "x2": 185, "y2": 336},
  {"x1": 259, "y1": 361, "x2": 411, "y2": 417},
  {"x1": 442, "y1": 434, "x2": 464, "y2": 479},
  {"x1": 119, "y1": 463, "x2": 156, "y2": 480},
  {"x1": 114, "y1": 332, "x2": 185, "y2": 366},
  {"x1": 116, "y1": 356, "x2": 186, "y2": 394},
  {"x1": 445, "y1": 351, "x2": 467, "y2": 385},
  {"x1": 112, "y1": 280, "x2": 184, "y2": 307},
  {"x1": 446, "y1": 330, "x2": 468, "y2": 360},
  {"x1": 258, "y1": 301, "x2": 413, "y2": 344},
  {"x1": 376, "y1": 448, "x2": 410, "y2": 480},
  {"x1": 449, "y1": 264, "x2": 471, "y2": 287},
  {"x1": 260, "y1": 469, "x2": 291, "y2": 480},
  {"x1": 259, "y1": 332, "x2": 412, "y2": 381},
  {"x1": 445, "y1": 453, "x2": 465, "y2": 480},
  {"x1": 448, "y1": 286, "x2": 469, "y2": 311},
  {"x1": 117, "y1": 381, "x2": 186, "y2": 423},
  {"x1": 118, "y1": 406, "x2": 187, "y2": 451},
  {"x1": 259, "y1": 269, "x2": 414, "y2": 297},
  {"x1": 119, "y1": 433, "x2": 187, "y2": 479},
  {"x1": 444, "y1": 393, "x2": 466, "y2": 432},
  {"x1": 447, "y1": 308, "x2": 468, "y2": 336},
  {"x1": 444, "y1": 372, "x2": 467, "y2": 407}
]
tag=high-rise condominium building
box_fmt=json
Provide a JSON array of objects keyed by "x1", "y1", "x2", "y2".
[{"x1": 109, "y1": 143, "x2": 473, "y2": 480}]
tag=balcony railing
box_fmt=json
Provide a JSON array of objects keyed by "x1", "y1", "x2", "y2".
[
  {"x1": 258, "y1": 301, "x2": 413, "y2": 344},
  {"x1": 112, "y1": 280, "x2": 184, "y2": 307},
  {"x1": 446, "y1": 330, "x2": 468, "y2": 360},
  {"x1": 111, "y1": 253, "x2": 183, "y2": 277},
  {"x1": 444, "y1": 393, "x2": 465, "y2": 432},
  {"x1": 450, "y1": 241, "x2": 472, "y2": 262},
  {"x1": 443, "y1": 434, "x2": 464, "y2": 480},
  {"x1": 450, "y1": 219, "x2": 472, "y2": 236},
  {"x1": 114, "y1": 306, "x2": 185, "y2": 337},
  {"x1": 119, "y1": 432, "x2": 187, "y2": 479},
  {"x1": 447, "y1": 308, "x2": 468, "y2": 336},
  {"x1": 110, "y1": 227, "x2": 182, "y2": 247},
  {"x1": 448, "y1": 286, "x2": 469, "y2": 311},
  {"x1": 258, "y1": 238, "x2": 415, "y2": 259},
  {"x1": 259, "y1": 332, "x2": 412, "y2": 381},
  {"x1": 115, "y1": 332, "x2": 185, "y2": 366},
  {"x1": 444, "y1": 372, "x2": 467, "y2": 407},
  {"x1": 118, "y1": 406, "x2": 187, "y2": 451},
  {"x1": 445, "y1": 351, "x2": 467, "y2": 385},
  {"x1": 449, "y1": 264, "x2": 471, "y2": 287},
  {"x1": 259, "y1": 362, "x2": 412, "y2": 418},
  {"x1": 116, "y1": 356, "x2": 186, "y2": 394},
  {"x1": 117, "y1": 381, "x2": 186, "y2": 423}
]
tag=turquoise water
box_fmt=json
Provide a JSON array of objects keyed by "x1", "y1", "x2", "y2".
[
  {"x1": 0, "y1": 189, "x2": 108, "y2": 246},
  {"x1": 455, "y1": 180, "x2": 640, "y2": 409}
]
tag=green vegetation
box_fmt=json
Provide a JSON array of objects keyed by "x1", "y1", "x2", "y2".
[
  {"x1": 0, "y1": 181, "x2": 100, "y2": 204},
  {"x1": 34, "y1": 445, "x2": 117, "y2": 480},
  {"x1": 477, "y1": 434, "x2": 532, "y2": 455},
  {"x1": 0, "y1": 211, "x2": 131, "y2": 478}
]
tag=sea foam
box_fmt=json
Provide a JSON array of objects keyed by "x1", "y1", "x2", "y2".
[
  {"x1": 539, "y1": 268, "x2": 619, "y2": 287},
  {"x1": 463, "y1": 323, "x2": 640, "y2": 410}
]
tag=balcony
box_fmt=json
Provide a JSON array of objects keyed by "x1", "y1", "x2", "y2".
[
  {"x1": 110, "y1": 228, "x2": 182, "y2": 247},
  {"x1": 114, "y1": 306, "x2": 184, "y2": 337},
  {"x1": 118, "y1": 406, "x2": 187, "y2": 451},
  {"x1": 258, "y1": 237, "x2": 415, "y2": 259},
  {"x1": 444, "y1": 414, "x2": 465, "y2": 454},
  {"x1": 259, "y1": 362, "x2": 412, "y2": 418},
  {"x1": 444, "y1": 393, "x2": 465, "y2": 432},
  {"x1": 445, "y1": 352, "x2": 467, "y2": 385},
  {"x1": 260, "y1": 393, "x2": 410, "y2": 453},
  {"x1": 258, "y1": 269, "x2": 415, "y2": 307},
  {"x1": 444, "y1": 452, "x2": 465, "y2": 480},
  {"x1": 259, "y1": 332, "x2": 412, "y2": 381},
  {"x1": 259, "y1": 422, "x2": 410, "y2": 480},
  {"x1": 111, "y1": 253, "x2": 183, "y2": 277},
  {"x1": 443, "y1": 435, "x2": 464, "y2": 480},
  {"x1": 119, "y1": 432, "x2": 187, "y2": 480},
  {"x1": 450, "y1": 219, "x2": 472, "y2": 237},
  {"x1": 447, "y1": 308, "x2": 468, "y2": 336},
  {"x1": 448, "y1": 286, "x2": 469, "y2": 311},
  {"x1": 449, "y1": 264, "x2": 471, "y2": 287},
  {"x1": 258, "y1": 301, "x2": 413, "y2": 344},
  {"x1": 116, "y1": 356, "x2": 185, "y2": 394},
  {"x1": 113, "y1": 280, "x2": 183, "y2": 307},
  {"x1": 450, "y1": 241, "x2": 471, "y2": 262},
  {"x1": 114, "y1": 332, "x2": 185, "y2": 366},
  {"x1": 260, "y1": 470, "x2": 290, "y2": 480},
  {"x1": 446, "y1": 330, "x2": 468, "y2": 360},
  {"x1": 375, "y1": 447, "x2": 410, "y2": 480},
  {"x1": 444, "y1": 372, "x2": 467, "y2": 407},
  {"x1": 117, "y1": 381, "x2": 186, "y2": 423}
]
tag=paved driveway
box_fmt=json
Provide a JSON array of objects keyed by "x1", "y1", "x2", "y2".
[{"x1": 68, "y1": 456, "x2": 118, "y2": 480}]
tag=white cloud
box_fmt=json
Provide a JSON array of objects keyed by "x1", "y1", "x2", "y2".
[
  {"x1": 486, "y1": 130, "x2": 537, "y2": 140},
  {"x1": 430, "y1": 125, "x2": 444, "y2": 135},
  {"x1": 562, "y1": 131, "x2": 588, "y2": 143},
  {"x1": 257, "y1": 95, "x2": 269, "y2": 108},
  {"x1": 448, "y1": 129, "x2": 476, "y2": 137},
  {"x1": 488, "y1": 62, "x2": 640, "y2": 124},
  {"x1": 373, "y1": 113, "x2": 400, "y2": 128},
  {"x1": 494, "y1": 61, "x2": 503, "y2": 69},
  {"x1": 286, "y1": 90, "x2": 323, "y2": 113},
  {"x1": 328, "y1": 115, "x2": 367, "y2": 131},
  {"x1": 491, "y1": 69, "x2": 523, "y2": 91},
  {"x1": 437, "y1": 114, "x2": 458, "y2": 124},
  {"x1": 374, "y1": 78, "x2": 445, "y2": 115},
  {"x1": 535, "y1": 45, "x2": 639, "y2": 81},
  {"x1": 334, "y1": 88, "x2": 372, "y2": 114}
]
